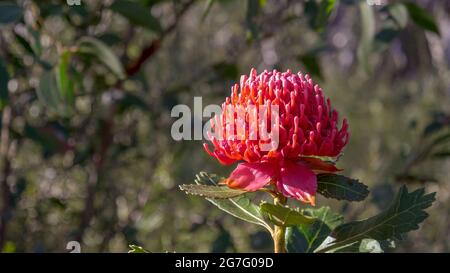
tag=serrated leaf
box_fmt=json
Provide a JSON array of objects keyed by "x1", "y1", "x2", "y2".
[
  {"x1": 319, "y1": 185, "x2": 436, "y2": 252},
  {"x1": 317, "y1": 173, "x2": 369, "y2": 202},
  {"x1": 128, "y1": 245, "x2": 149, "y2": 253},
  {"x1": 110, "y1": 0, "x2": 162, "y2": 34},
  {"x1": 285, "y1": 207, "x2": 343, "y2": 253},
  {"x1": 0, "y1": 57, "x2": 9, "y2": 109},
  {"x1": 405, "y1": 2, "x2": 440, "y2": 35},
  {"x1": 303, "y1": 206, "x2": 343, "y2": 230},
  {"x1": 332, "y1": 239, "x2": 383, "y2": 253},
  {"x1": 77, "y1": 37, "x2": 126, "y2": 79},
  {"x1": 179, "y1": 184, "x2": 246, "y2": 199},
  {"x1": 328, "y1": 238, "x2": 396, "y2": 253},
  {"x1": 194, "y1": 172, "x2": 271, "y2": 232},
  {"x1": 0, "y1": 3, "x2": 23, "y2": 24},
  {"x1": 260, "y1": 203, "x2": 314, "y2": 227}
]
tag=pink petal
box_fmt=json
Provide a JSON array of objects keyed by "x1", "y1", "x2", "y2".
[
  {"x1": 277, "y1": 161, "x2": 317, "y2": 205},
  {"x1": 225, "y1": 162, "x2": 277, "y2": 191}
]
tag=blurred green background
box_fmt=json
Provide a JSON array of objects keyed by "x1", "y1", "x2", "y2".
[{"x1": 0, "y1": 0, "x2": 449, "y2": 253}]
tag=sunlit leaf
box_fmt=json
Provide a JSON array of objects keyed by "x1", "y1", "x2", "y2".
[
  {"x1": 128, "y1": 245, "x2": 149, "y2": 253},
  {"x1": 260, "y1": 203, "x2": 315, "y2": 227},
  {"x1": 387, "y1": 3, "x2": 409, "y2": 29},
  {"x1": 56, "y1": 50, "x2": 75, "y2": 109},
  {"x1": 179, "y1": 184, "x2": 246, "y2": 199},
  {"x1": 194, "y1": 172, "x2": 271, "y2": 232},
  {"x1": 285, "y1": 207, "x2": 343, "y2": 253},
  {"x1": 78, "y1": 37, "x2": 126, "y2": 79},
  {"x1": 332, "y1": 238, "x2": 383, "y2": 253}
]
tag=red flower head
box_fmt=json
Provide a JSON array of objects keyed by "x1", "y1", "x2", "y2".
[{"x1": 204, "y1": 68, "x2": 349, "y2": 205}]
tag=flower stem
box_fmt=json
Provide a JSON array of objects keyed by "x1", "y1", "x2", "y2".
[{"x1": 272, "y1": 196, "x2": 287, "y2": 253}]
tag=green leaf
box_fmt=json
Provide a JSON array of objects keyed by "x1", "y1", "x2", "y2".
[
  {"x1": 317, "y1": 173, "x2": 369, "y2": 202},
  {"x1": 14, "y1": 33, "x2": 35, "y2": 56},
  {"x1": 315, "y1": 0, "x2": 337, "y2": 32},
  {"x1": 387, "y1": 3, "x2": 409, "y2": 29},
  {"x1": 431, "y1": 150, "x2": 450, "y2": 159},
  {"x1": 298, "y1": 53, "x2": 322, "y2": 80},
  {"x1": 56, "y1": 50, "x2": 75, "y2": 109},
  {"x1": 194, "y1": 172, "x2": 271, "y2": 232},
  {"x1": 110, "y1": 0, "x2": 162, "y2": 34},
  {"x1": 212, "y1": 62, "x2": 239, "y2": 80},
  {"x1": 285, "y1": 206, "x2": 343, "y2": 253},
  {"x1": 179, "y1": 184, "x2": 246, "y2": 199},
  {"x1": 320, "y1": 185, "x2": 436, "y2": 253},
  {"x1": 36, "y1": 70, "x2": 63, "y2": 114},
  {"x1": 422, "y1": 114, "x2": 450, "y2": 136},
  {"x1": 303, "y1": 206, "x2": 343, "y2": 230},
  {"x1": 201, "y1": 0, "x2": 215, "y2": 22},
  {"x1": 304, "y1": 0, "x2": 336, "y2": 33},
  {"x1": 0, "y1": 3, "x2": 23, "y2": 24},
  {"x1": 78, "y1": 37, "x2": 126, "y2": 79},
  {"x1": 0, "y1": 57, "x2": 9, "y2": 109},
  {"x1": 128, "y1": 245, "x2": 149, "y2": 253},
  {"x1": 260, "y1": 203, "x2": 315, "y2": 227},
  {"x1": 246, "y1": 0, "x2": 261, "y2": 41},
  {"x1": 429, "y1": 132, "x2": 450, "y2": 147},
  {"x1": 374, "y1": 27, "x2": 400, "y2": 45},
  {"x1": 332, "y1": 238, "x2": 383, "y2": 253},
  {"x1": 405, "y1": 2, "x2": 440, "y2": 35},
  {"x1": 29, "y1": 28, "x2": 42, "y2": 56},
  {"x1": 329, "y1": 238, "x2": 396, "y2": 253}
]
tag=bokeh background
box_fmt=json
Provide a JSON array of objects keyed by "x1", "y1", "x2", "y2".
[{"x1": 0, "y1": 0, "x2": 449, "y2": 253}]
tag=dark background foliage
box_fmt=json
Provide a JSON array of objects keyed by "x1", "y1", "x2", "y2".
[{"x1": 0, "y1": 0, "x2": 449, "y2": 252}]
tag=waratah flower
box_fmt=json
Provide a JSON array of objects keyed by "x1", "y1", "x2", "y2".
[{"x1": 204, "y1": 68, "x2": 349, "y2": 205}]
